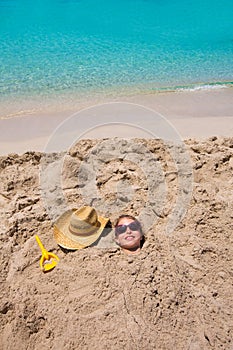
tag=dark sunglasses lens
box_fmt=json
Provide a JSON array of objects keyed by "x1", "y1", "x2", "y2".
[
  {"x1": 129, "y1": 222, "x2": 139, "y2": 231},
  {"x1": 115, "y1": 225, "x2": 127, "y2": 235}
]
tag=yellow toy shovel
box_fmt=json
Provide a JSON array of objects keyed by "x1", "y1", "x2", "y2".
[{"x1": 35, "y1": 235, "x2": 59, "y2": 272}]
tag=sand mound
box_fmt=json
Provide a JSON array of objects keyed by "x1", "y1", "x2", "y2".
[{"x1": 0, "y1": 137, "x2": 232, "y2": 350}]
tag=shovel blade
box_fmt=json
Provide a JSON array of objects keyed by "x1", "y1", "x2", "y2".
[
  {"x1": 42, "y1": 259, "x2": 58, "y2": 272},
  {"x1": 40, "y1": 255, "x2": 58, "y2": 272}
]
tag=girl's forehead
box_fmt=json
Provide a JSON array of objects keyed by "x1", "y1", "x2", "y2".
[{"x1": 118, "y1": 217, "x2": 135, "y2": 225}]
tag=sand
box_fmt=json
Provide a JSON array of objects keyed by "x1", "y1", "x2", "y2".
[
  {"x1": 0, "y1": 88, "x2": 233, "y2": 155},
  {"x1": 0, "y1": 88, "x2": 232, "y2": 349},
  {"x1": 0, "y1": 132, "x2": 233, "y2": 349}
]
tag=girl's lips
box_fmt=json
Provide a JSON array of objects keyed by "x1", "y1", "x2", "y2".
[{"x1": 125, "y1": 235, "x2": 135, "y2": 241}]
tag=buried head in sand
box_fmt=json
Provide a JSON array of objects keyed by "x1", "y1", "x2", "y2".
[{"x1": 114, "y1": 214, "x2": 145, "y2": 255}]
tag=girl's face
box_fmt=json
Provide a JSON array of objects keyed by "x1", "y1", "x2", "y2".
[{"x1": 115, "y1": 217, "x2": 142, "y2": 253}]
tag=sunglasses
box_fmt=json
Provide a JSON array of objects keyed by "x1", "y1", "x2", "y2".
[{"x1": 115, "y1": 221, "x2": 140, "y2": 235}]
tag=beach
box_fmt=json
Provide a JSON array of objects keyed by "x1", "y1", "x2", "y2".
[
  {"x1": 1, "y1": 87, "x2": 233, "y2": 155},
  {"x1": 1, "y1": 87, "x2": 233, "y2": 350},
  {"x1": 0, "y1": 87, "x2": 233, "y2": 349},
  {"x1": 1, "y1": 0, "x2": 233, "y2": 348}
]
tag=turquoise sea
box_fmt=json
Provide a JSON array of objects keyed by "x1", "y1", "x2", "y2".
[{"x1": 0, "y1": 0, "x2": 233, "y2": 101}]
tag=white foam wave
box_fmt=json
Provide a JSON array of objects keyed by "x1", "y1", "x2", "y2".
[{"x1": 177, "y1": 84, "x2": 228, "y2": 92}]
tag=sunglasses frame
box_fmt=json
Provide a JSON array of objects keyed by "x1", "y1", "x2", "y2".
[{"x1": 115, "y1": 221, "x2": 141, "y2": 235}]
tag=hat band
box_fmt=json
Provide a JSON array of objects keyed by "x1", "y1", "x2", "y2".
[{"x1": 68, "y1": 224, "x2": 98, "y2": 237}]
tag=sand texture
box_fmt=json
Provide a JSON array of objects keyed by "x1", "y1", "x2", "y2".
[{"x1": 0, "y1": 137, "x2": 233, "y2": 350}]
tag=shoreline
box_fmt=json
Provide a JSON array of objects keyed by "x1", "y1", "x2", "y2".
[
  {"x1": 1, "y1": 81, "x2": 232, "y2": 121},
  {"x1": 0, "y1": 87, "x2": 232, "y2": 155}
]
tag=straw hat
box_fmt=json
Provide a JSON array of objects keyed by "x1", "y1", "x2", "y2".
[{"x1": 53, "y1": 206, "x2": 109, "y2": 250}]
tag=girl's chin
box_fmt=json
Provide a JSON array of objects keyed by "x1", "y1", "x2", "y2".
[{"x1": 122, "y1": 242, "x2": 140, "y2": 249}]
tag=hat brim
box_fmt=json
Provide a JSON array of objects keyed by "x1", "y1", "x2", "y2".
[{"x1": 53, "y1": 208, "x2": 109, "y2": 250}]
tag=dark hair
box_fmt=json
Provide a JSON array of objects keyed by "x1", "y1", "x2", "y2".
[{"x1": 114, "y1": 214, "x2": 145, "y2": 248}]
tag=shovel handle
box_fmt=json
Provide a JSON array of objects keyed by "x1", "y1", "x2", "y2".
[
  {"x1": 35, "y1": 235, "x2": 49, "y2": 259},
  {"x1": 35, "y1": 235, "x2": 59, "y2": 272}
]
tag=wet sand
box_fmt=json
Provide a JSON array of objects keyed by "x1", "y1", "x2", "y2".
[{"x1": 0, "y1": 88, "x2": 232, "y2": 155}]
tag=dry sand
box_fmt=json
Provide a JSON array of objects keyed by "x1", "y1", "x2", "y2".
[{"x1": 0, "y1": 134, "x2": 233, "y2": 349}]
